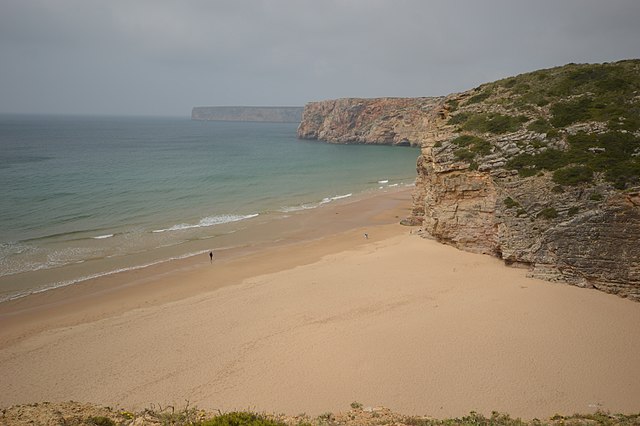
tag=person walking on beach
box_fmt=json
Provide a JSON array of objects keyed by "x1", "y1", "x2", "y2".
[{"x1": 209, "y1": 251, "x2": 214, "y2": 263}]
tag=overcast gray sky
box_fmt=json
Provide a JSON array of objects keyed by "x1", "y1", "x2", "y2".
[{"x1": 1, "y1": 0, "x2": 639, "y2": 117}]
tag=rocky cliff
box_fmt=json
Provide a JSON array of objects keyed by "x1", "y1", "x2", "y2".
[
  {"x1": 192, "y1": 106, "x2": 303, "y2": 123},
  {"x1": 297, "y1": 97, "x2": 443, "y2": 146},
  {"x1": 303, "y1": 60, "x2": 640, "y2": 300}
]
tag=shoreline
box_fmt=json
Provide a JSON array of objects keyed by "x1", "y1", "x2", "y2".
[
  {"x1": 0, "y1": 187, "x2": 414, "y2": 346},
  {"x1": 0, "y1": 184, "x2": 414, "y2": 304},
  {"x1": 1, "y1": 188, "x2": 639, "y2": 419}
]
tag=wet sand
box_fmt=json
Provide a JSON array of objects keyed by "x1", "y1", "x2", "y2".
[{"x1": 1, "y1": 189, "x2": 639, "y2": 419}]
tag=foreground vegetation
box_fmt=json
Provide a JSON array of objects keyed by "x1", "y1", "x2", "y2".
[{"x1": 2, "y1": 402, "x2": 640, "y2": 426}]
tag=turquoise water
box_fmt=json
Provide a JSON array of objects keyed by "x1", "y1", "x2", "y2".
[{"x1": 0, "y1": 115, "x2": 419, "y2": 301}]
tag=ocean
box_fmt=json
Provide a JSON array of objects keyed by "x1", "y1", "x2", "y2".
[{"x1": 0, "y1": 115, "x2": 419, "y2": 302}]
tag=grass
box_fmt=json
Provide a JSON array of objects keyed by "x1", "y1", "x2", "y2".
[{"x1": 200, "y1": 412, "x2": 286, "y2": 426}]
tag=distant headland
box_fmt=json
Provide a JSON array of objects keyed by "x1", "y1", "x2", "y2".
[{"x1": 191, "y1": 106, "x2": 303, "y2": 123}]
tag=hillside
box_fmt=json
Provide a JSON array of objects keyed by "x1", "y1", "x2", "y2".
[{"x1": 299, "y1": 60, "x2": 640, "y2": 299}]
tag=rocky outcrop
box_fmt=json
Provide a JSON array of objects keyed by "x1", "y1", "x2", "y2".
[
  {"x1": 192, "y1": 106, "x2": 303, "y2": 123},
  {"x1": 302, "y1": 60, "x2": 640, "y2": 300},
  {"x1": 297, "y1": 97, "x2": 444, "y2": 146},
  {"x1": 412, "y1": 60, "x2": 640, "y2": 300},
  {"x1": 417, "y1": 135, "x2": 640, "y2": 299}
]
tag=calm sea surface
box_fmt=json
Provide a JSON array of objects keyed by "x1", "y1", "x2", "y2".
[{"x1": 0, "y1": 115, "x2": 419, "y2": 301}]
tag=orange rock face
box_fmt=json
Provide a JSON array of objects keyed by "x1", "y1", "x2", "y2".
[{"x1": 297, "y1": 97, "x2": 444, "y2": 146}]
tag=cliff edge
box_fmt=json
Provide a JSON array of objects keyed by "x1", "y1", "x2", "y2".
[
  {"x1": 301, "y1": 60, "x2": 640, "y2": 300},
  {"x1": 297, "y1": 97, "x2": 443, "y2": 146}
]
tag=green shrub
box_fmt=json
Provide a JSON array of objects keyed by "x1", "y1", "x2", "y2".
[
  {"x1": 538, "y1": 207, "x2": 558, "y2": 220},
  {"x1": 448, "y1": 112, "x2": 470, "y2": 125},
  {"x1": 589, "y1": 192, "x2": 604, "y2": 201},
  {"x1": 527, "y1": 118, "x2": 553, "y2": 134},
  {"x1": 454, "y1": 148, "x2": 476, "y2": 162},
  {"x1": 88, "y1": 417, "x2": 116, "y2": 426},
  {"x1": 550, "y1": 97, "x2": 594, "y2": 127},
  {"x1": 512, "y1": 83, "x2": 531, "y2": 94},
  {"x1": 452, "y1": 135, "x2": 492, "y2": 155},
  {"x1": 507, "y1": 131, "x2": 640, "y2": 188},
  {"x1": 461, "y1": 113, "x2": 529, "y2": 134},
  {"x1": 200, "y1": 412, "x2": 286, "y2": 426},
  {"x1": 568, "y1": 206, "x2": 580, "y2": 216},
  {"x1": 596, "y1": 76, "x2": 630, "y2": 92},
  {"x1": 451, "y1": 135, "x2": 492, "y2": 163},
  {"x1": 446, "y1": 99, "x2": 459, "y2": 112},
  {"x1": 503, "y1": 197, "x2": 520, "y2": 209},
  {"x1": 503, "y1": 78, "x2": 517, "y2": 88},
  {"x1": 552, "y1": 165, "x2": 594, "y2": 186},
  {"x1": 466, "y1": 91, "x2": 491, "y2": 105},
  {"x1": 506, "y1": 149, "x2": 567, "y2": 176}
]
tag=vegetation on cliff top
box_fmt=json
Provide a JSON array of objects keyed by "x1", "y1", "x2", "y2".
[
  {"x1": 505, "y1": 131, "x2": 640, "y2": 188},
  {"x1": 445, "y1": 59, "x2": 640, "y2": 190}
]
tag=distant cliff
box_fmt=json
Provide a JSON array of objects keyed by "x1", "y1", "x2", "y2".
[
  {"x1": 299, "y1": 60, "x2": 640, "y2": 300},
  {"x1": 192, "y1": 106, "x2": 303, "y2": 123},
  {"x1": 297, "y1": 97, "x2": 443, "y2": 146}
]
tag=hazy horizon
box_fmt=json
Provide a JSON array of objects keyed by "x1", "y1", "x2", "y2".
[{"x1": 1, "y1": 0, "x2": 640, "y2": 117}]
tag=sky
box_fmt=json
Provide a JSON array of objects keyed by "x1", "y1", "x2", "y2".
[{"x1": 1, "y1": 0, "x2": 639, "y2": 117}]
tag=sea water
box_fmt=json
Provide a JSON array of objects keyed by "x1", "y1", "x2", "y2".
[{"x1": 0, "y1": 115, "x2": 419, "y2": 302}]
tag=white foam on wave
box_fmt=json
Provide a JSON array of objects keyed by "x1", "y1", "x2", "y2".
[
  {"x1": 93, "y1": 234, "x2": 114, "y2": 240},
  {"x1": 0, "y1": 249, "x2": 212, "y2": 303},
  {"x1": 279, "y1": 204, "x2": 317, "y2": 213},
  {"x1": 280, "y1": 193, "x2": 354, "y2": 213},
  {"x1": 320, "y1": 193, "x2": 353, "y2": 204},
  {"x1": 378, "y1": 179, "x2": 389, "y2": 184},
  {"x1": 152, "y1": 213, "x2": 259, "y2": 233}
]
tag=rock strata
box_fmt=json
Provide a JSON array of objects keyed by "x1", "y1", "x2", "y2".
[
  {"x1": 297, "y1": 97, "x2": 444, "y2": 146},
  {"x1": 302, "y1": 60, "x2": 640, "y2": 300}
]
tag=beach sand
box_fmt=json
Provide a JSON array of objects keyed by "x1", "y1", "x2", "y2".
[{"x1": 1, "y1": 189, "x2": 639, "y2": 419}]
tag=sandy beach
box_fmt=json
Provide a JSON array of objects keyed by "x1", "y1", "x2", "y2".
[{"x1": 1, "y1": 189, "x2": 639, "y2": 419}]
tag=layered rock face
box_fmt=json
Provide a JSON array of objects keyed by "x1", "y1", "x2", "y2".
[
  {"x1": 416, "y1": 128, "x2": 640, "y2": 299},
  {"x1": 297, "y1": 97, "x2": 444, "y2": 146},
  {"x1": 192, "y1": 106, "x2": 303, "y2": 123},
  {"x1": 302, "y1": 60, "x2": 640, "y2": 300}
]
